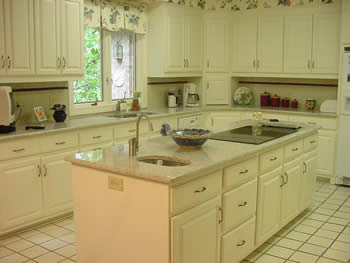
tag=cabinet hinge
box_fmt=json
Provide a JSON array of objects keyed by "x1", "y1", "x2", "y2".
[{"x1": 218, "y1": 206, "x2": 223, "y2": 224}]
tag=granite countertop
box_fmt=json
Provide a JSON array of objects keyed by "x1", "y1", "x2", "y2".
[
  {"x1": 0, "y1": 105, "x2": 333, "y2": 141},
  {"x1": 65, "y1": 120, "x2": 319, "y2": 186}
]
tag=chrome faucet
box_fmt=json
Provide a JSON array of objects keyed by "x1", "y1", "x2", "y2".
[{"x1": 129, "y1": 114, "x2": 154, "y2": 156}]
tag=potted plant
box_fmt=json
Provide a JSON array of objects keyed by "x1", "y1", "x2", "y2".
[{"x1": 51, "y1": 104, "x2": 67, "y2": 122}]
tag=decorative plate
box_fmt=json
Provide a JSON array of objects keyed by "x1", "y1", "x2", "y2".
[{"x1": 234, "y1": 87, "x2": 253, "y2": 105}]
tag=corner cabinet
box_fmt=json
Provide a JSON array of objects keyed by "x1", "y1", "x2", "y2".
[
  {"x1": 205, "y1": 74, "x2": 230, "y2": 105},
  {"x1": 147, "y1": 4, "x2": 203, "y2": 77}
]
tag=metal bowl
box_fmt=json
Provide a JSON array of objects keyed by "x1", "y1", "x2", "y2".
[{"x1": 168, "y1": 129, "x2": 211, "y2": 148}]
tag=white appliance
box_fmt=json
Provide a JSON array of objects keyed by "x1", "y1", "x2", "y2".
[
  {"x1": 183, "y1": 83, "x2": 200, "y2": 107},
  {"x1": 335, "y1": 47, "x2": 350, "y2": 185},
  {"x1": 0, "y1": 86, "x2": 16, "y2": 133}
]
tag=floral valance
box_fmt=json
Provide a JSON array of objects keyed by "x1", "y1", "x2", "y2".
[{"x1": 84, "y1": 0, "x2": 147, "y2": 34}]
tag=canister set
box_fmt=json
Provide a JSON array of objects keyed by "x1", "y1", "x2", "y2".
[{"x1": 260, "y1": 91, "x2": 298, "y2": 108}]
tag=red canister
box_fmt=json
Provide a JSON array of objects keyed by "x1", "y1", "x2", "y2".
[
  {"x1": 260, "y1": 92, "x2": 271, "y2": 106},
  {"x1": 291, "y1": 99, "x2": 298, "y2": 109},
  {"x1": 271, "y1": 95, "x2": 281, "y2": 107},
  {"x1": 281, "y1": 97, "x2": 290, "y2": 108}
]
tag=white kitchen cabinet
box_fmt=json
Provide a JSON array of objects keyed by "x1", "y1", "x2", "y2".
[
  {"x1": 185, "y1": 8, "x2": 203, "y2": 72},
  {"x1": 41, "y1": 151, "x2": 75, "y2": 216},
  {"x1": 0, "y1": 0, "x2": 5, "y2": 76},
  {"x1": 178, "y1": 115, "x2": 205, "y2": 129},
  {"x1": 281, "y1": 157, "x2": 302, "y2": 226},
  {"x1": 0, "y1": 157, "x2": 42, "y2": 230},
  {"x1": 171, "y1": 196, "x2": 221, "y2": 263},
  {"x1": 209, "y1": 112, "x2": 241, "y2": 132},
  {"x1": 312, "y1": 14, "x2": 339, "y2": 74},
  {"x1": 342, "y1": 0, "x2": 350, "y2": 44},
  {"x1": 284, "y1": 15, "x2": 313, "y2": 73},
  {"x1": 4, "y1": 0, "x2": 35, "y2": 75},
  {"x1": 257, "y1": 15, "x2": 284, "y2": 73},
  {"x1": 317, "y1": 130, "x2": 336, "y2": 178},
  {"x1": 204, "y1": 14, "x2": 229, "y2": 72},
  {"x1": 60, "y1": 0, "x2": 84, "y2": 75},
  {"x1": 205, "y1": 74, "x2": 230, "y2": 105},
  {"x1": 231, "y1": 15, "x2": 257, "y2": 73},
  {"x1": 300, "y1": 149, "x2": 318, "y2": 210},
  {"x1": 256, "y1": 166, "x2": 282, "y2": 246},
  {"x1": 34, "y1": 0, "x2": 61, "y2": 75}
]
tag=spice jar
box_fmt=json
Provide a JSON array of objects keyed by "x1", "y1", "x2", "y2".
[
  {"x1": 281, "y1": 97, "x2": 290, "y2": 108},
  {"x1": 291, "y1": 99, "x2": 298, "y2": 109},
  {"x1": 271, "y1": 95, "x2": 281, "y2": 107},
  {"x1": 260, "y1": 91, "x2": 271, "y2": 107}
]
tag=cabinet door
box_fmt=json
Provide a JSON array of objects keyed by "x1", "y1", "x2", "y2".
[
  {"x1": 231, "y1": 15, "x2": 257, "y2": 73},
  {"x1": 205, "y1": 75, "x2": 229, "y2": 105},
  {"x1": 312, "y1": 14, "x2": 339, "y2": 74},
  {"x1": 256, "y1": 166, "x2": 282, "y2": 246},
  {"x1": 41, "y1": 151, "x2": 76, "y2": 216},
  {"x1": 185, "y1": 8, "x2": 203, "y2": 72},
  {"x1": 172, "y1": 197, "x2": 221, "y2": 263},
  {"x1": 281, "y1": 157, "x2": 302, "y2": 226},
  {"x1": 284, "y1": 15, "x2": 313, "y2": 73},
  {"x1": 166, "y1": 6, "x2": 185, "y2": 72},
  {"x1": 301, "y1": 149, "x2": 318, "y2": 210},
  {"x1": 210, "y1": 113, "x2": 241, "y2": 132},
  {"x1": 0, "y1": 158, "x2": 42, "y2": 230},
  {"x1": 4, "y1": 0, "x2": 35, "y2": 75},
  {"x1": 0, "y1": 0, "x2": 5, "y2": 75},
  {"x1": 342, "y1": 0, "x2": 350, "y2": 44},
  {"x1": 34, "y1": 0, "x2": 61, "y2": 75},
  {"x1": 257, "y1": 15, "x2": 284, "y2": 73},
  {"x1": 60, "y1": 0, "x2": 84, "y2": 75},
  {"x1": 317, "y1": 130, "x2": 336, "y2": 178},
  {"x1": 205, "y1": 16, "x2": 229, "y2": 72}
]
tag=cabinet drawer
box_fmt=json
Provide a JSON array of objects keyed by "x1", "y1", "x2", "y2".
[
  {"x1": 171, "y1": 170, "x2": 222, "y2": 214},
  {"x1": 289, "y1": 116, "x2": 336, "y2": 130},
  {"x1": 0, "y1": 138, "x2": 41, "y2": 161},
  {"x1": 223, "y1": 157, "x2": 258, "y2": 189},
  {"x1": 114, "y1": 122, "x2": 138, "y2": 140},
  {"x1": 177, "y1": 115, "x2": 203, "y2": 129},
  {"x1": 285, "y1": 139, "x2": 304, "y2": 160},
  {"x1": 41, "y1": 132, "x2": 79, "y2": 153},
  {"x1": 151, "y1": 117, "x2": 177, "y2": 133},
  {"x1": 260, "y1": 148, "x2": 284, "y2": 173},
  {"x1": 79, "y1": 127, "x2": 113, "y2": 146},
  {"x1": 222, "y1": 217, "x2": 256, "y2": 263},
  {"x1": 304, "y1": 134, "x2": 319, "y2": 151},
  {"x1": 223, "y1": 179, "x2": 257, "y2": 233}
]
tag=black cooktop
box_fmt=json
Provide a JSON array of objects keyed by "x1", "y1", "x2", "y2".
[{"x1": 208, "y1": 125, "x2": 300, "y2": 145}]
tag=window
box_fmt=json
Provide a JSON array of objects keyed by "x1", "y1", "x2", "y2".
[{"x1": 72, "y1": 29, "x2": 136, "y2": 110}]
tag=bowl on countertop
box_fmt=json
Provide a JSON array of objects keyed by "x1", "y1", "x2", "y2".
[{"x1": 168, "y1": 129, "x2": 211, "y2": 149}]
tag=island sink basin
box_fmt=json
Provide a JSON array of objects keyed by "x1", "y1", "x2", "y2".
[{"x1": 137, "y1": 156, "x2": 191, "y2": 167}]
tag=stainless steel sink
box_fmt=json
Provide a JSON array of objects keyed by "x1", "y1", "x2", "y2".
[
  {"x1": 137, "y1": 155, "x2": 191, "y2": 167},
  {"x1": 106, "y1": 112, "x2": 156, "y2": 119}
]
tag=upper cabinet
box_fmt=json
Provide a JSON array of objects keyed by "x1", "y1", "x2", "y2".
[
  {"x1": 341, "y1": 0, "x2": 350, "y2": 44},
  {"x1": 0, "y1": 0, "x2": 84, "y2": 81},
  {"x1": 3, "y1": 0, "x2": 35, "y2": 75},
  {"x1": 204, "y1": 13, "x2": 229, "y2": 72},
  {"x1": 148, "y1": 4, "x2": 203, "y2": 77}
]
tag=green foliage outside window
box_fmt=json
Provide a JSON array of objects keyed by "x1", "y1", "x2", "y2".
[{"x1": 73, "y1": 28, "x2": 102, "y2": 104}]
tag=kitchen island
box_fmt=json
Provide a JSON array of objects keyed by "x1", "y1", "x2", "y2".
[{"x1": 66, "y1": 120, "x2": 319, "y2": 263}]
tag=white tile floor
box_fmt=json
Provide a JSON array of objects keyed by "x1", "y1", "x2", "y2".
[{"x1": 0, "y1": 181, "x2": 349, "y2": 263}]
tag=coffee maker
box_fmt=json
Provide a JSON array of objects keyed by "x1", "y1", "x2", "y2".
[{"x1": 183, "y1": 83, "x2": 200, "y2": 107}]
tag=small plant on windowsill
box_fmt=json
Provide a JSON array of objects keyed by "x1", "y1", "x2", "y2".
[{"x1": 51, "y1": 104, "x2": 67, "y2": 123}]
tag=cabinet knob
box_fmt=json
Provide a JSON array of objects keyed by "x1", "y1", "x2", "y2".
[
  {"x1": 56, "y1": 141, "x2": 66, "y2": 145},
  {"x1": 239, "y1": 169, "x2": 249, "y2": 174},
  {"x1": 13, "y1": 148, "x2": 25, "y2": 153},
  {"x1": 253, "y1": 59, "x2": 256, "y2": 69},
  {"x1": 309, "y1": 140, "x2": 316, "y2": 144},
  {"x1": 292, "y1": 147, "x2": 299, "y2": 152},
  {"x1": 0, "y1": 56, "x2": 5, "y2": 69},
  {"x1": 238, "y1": 201, "x2": 247, "y2": 207},
  {"x1": 312, "y1": 60, "x2": 315, "y2": 69},
  {"x1": 92, "y1": 135, "x2": 102, "y2": 139},
  {"x1": 280, "y1": 175, "x2": 284, "y2": 188},
  {"x1": 194, "y1": 186, "x2": 206, "y2": 193},
  {"x1": 236, "y1": 240, "x2": 246, "y2": 247},
  {"x1": 57, "y1": 57, "x2": 61, "y2": 69},
  {"x1": 62, "y1": 57, "x2": 66, "y2": 69},
  {"x1": 270, "y1": 157, "x2": 278, "y2": 161},
  {"x1": 303, "y1": 162, "x2": 307, "y2": 174},
  {"x1": 7, "y1": 56, "x2": 11, "y2": 69}
]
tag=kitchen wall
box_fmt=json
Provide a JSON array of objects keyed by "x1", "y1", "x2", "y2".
[
  {"x1": 234, "y1": 78, "x2": 338, "y2": 110},
  {"x1": 9, "y1": 82, "x2": 69, "y2": 124}
]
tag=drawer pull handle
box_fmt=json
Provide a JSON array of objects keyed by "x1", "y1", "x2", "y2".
[
  {"x1": 308, "y1": 122, "x2": 316, "y2": 124},
  {"x1": 284, "y1": 172, "x2": 289, "y2": 185},
  {"x1": 240, "y1": 169, "x2": 249, "y2": 174},
  {"x1": 13, "y1": 148, "x2": 24, "y2": 153},
  {"x1": 194, "y1": 187, "x2": 207, "y2": 193},
  {"x1": 92, "y1": 136, "x2": 102, "y2": 139},
  {"x1": 236, "y1": 240, "x2": 246, "y2": 247},
  {"x1": 56, "y1": 141, "x2": 66, "y2": 145},
  {"x1": 129, "y1": 129, "x2": 136, "y2": 132},
  {"x1": 238, "y1": 201, "x2": 247, "y2": 207},
  {"x1": 92, "y1": 148, "x2": 102, "y2": 151},
  {"x1": 309, "y1": 140, "x2": 316, "y2": 144},
  {"x1": 280, "y1": 175, "x2": 284, "y2": 188},
  {"x1": 292, "y1": 148, "x2": 299, "y2": 152},
  {"x1": 270, "y1": 157, "x2": 278, "y2": 161},
  {"x1": 190, "y1": 120, "x2": 195, "y2": 123}
]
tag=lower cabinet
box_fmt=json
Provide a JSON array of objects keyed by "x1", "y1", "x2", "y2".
[
  {"x1": 209, "y1": 112, "x2": 241, "y2": 132},
  {"x1": 300, "y1": 149, "x2": 318, "y2": 210},
  {"x1": 317, "y1": 130, "x2": 336, "y2": 178},
  {"x1": 0, "y1": 157, "x2": 42, "y2": 231},
  {"x1": 256, "y1": 166, "x2": 283, "y2": 246},
  {"x1": 171, "y1": 196, "x2": 221, "y2": 263}
]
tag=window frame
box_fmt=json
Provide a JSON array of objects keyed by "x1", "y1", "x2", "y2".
[{"x1": 69, "y1": 29, "x2": 138, "y2": 116}]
